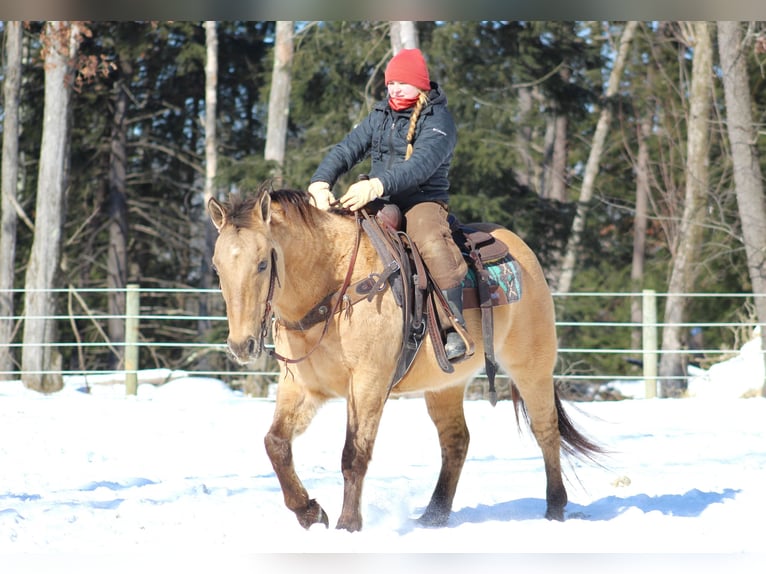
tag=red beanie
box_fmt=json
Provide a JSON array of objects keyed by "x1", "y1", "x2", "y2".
[{"x1": 384, "y1": 48, "x2": 431, "y2": 91}]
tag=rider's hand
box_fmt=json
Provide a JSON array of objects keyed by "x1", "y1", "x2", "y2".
[
  {"x1": 307, "y1": 181, "x2": 334, "y2": 210},
  {"x1": 339, "y1": 178, "x2": 384, "y2": 211}
]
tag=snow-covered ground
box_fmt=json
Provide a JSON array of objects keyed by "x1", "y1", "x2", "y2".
[{"x1": 1, "y1": 336, "x2": 764, "y2": 573}]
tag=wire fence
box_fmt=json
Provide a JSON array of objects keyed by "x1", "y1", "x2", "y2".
[{"x1": 1, "y1": 286, "x2": 763, "y2": 399}]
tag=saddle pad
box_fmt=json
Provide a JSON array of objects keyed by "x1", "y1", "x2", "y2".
[{"x1": 461, "y1": 254, "x2": 522, "y2": 310}]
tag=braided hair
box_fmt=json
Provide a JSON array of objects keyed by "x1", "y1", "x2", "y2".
[{"x1": 404, "y1": 91, "x2": 430, "y2": 160}]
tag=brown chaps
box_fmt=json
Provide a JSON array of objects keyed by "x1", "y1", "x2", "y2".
[{"x1": 403, "y1": 201, "x2": 467, "y2": 292}]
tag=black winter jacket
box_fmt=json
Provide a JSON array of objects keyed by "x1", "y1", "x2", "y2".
[{"x1": 310, "y1": 83, "x2": 456, "y2": 212}]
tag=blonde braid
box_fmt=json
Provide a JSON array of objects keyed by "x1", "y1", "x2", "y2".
[{"x1": 404, "y1": 92, "x2": 430, "y2": 160}]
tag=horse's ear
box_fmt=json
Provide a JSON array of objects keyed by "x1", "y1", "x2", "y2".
[
  {"x1": 258, "y1": 189, "x2": 272, "y2": 224},
  {"x1": 208, "y1": 197, "x2": 226, "y2": 232}
]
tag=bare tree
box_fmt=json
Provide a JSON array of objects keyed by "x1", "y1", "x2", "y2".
[
  {"x1": 390, "y1": 21, "x2": 419, "y2": 53},
  {"x1": 203, "y1": 21, "x2": 219, "y2": 208},
  {"x1": 514, "y1": 87, "x2": 537, "y2": 193},
  {"x1": 659, "y1": 21, "x2": 713, "y2": 397},
  {"x1": 553, "y1": 21, "x2": 638, "y2": 294},
  {"x1": 631, "y1": 113, "x2": 652, "y2": 349},
  {"x1": 106, "y1": 56, "x2": 132, "y2": 368},
  {"x1": 0, "y1": 21, "x2": 23, "y2": 380},
  {"x1": 21, "y1": 21, "x2": 81, "y2": 393},
  {"x1": 264, "y1": 20, "x2": 294, "y2": 185},
  {"x1": 190, "y1": 20, "x2": 223, "y2": 369},
  {"x1": 717, "y1": 21, "x2": 766, "y2": 395}
]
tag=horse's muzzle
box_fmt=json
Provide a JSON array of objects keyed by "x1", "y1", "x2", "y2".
[{"x1": 227, "y1": 335, "x2": 261, "y2": 364}]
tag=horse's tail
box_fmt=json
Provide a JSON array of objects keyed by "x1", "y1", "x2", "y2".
[{"x1": 510, "y1": 385, "x2": 607, "y2": 464}]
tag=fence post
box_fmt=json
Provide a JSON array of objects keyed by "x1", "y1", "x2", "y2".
[
  {"x1": 125, "y1": 284, "x2": 140, "y2": 396},
  {"x1": 642, "y1": 289, "x2": 658, "y2": 398}
]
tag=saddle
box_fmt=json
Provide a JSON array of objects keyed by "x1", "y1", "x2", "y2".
[
  {"x1": 361, "y1": 203, "x2": 512, "y2": 405},
  {"x1": 280, "y1": 202, "x2": 517, "y2": 405}
]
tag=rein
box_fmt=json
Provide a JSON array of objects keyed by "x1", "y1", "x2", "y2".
[{"x1": 265, "y1": 211, "x2": 364, "y2": 365}]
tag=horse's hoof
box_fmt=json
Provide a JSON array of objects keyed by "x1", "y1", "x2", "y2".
[
  {"x1": 297, "y1": 499, "x2": 329, "y2": 529},
  {"x1": 334, "y1": 509, "x2": 363, "y2": 532},
  {"x1": 417, "y1": 509, "x2": 450, "y2": 528},
  {"x1": 335, "y1": 519, "x2": 362, "y2": 532},
  {"x1": 545, "y1": 506, "x2": 565, "y2": 522}
]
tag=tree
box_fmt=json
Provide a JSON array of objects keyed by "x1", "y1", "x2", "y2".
[
  {"x1": 659, "y1": 21, "x2": 713, "y2": 397},
  {"x1": 21, "y1": 21, "x2": 81, "y2": 392},
  {"x1": 264, "y1": 20, "x2": 294, "y2": 184},
  {"x1": 717, "y1": 21, "x2": 766, "y2": 395},
  {"x1": 630, "y1": 113, "x2": 652, "y2": 349},
  {"x1": 106, "y1": 45, "x2": 131, "y2": 368},
  {"x1": 195, "y1": 20, "x2": 220, "y2": 359},
  {"x1": 203, "y1": 20, "x2": 219, "y2": 208},
  {"x1": 1, "y1": 21, "x2": 24, "y2": 380},
  {"x1": 553, "y1": 21, "x2": 638, "y2": 294},
  {"x1": 390, "y1": 21, "x2": 419, "y2": 53}
]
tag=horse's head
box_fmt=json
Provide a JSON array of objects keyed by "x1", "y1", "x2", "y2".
[{"x1": 208, "y1": 191, "x2": 276, "y2": 365}]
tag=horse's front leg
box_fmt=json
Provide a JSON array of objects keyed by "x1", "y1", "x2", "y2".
[
  {"x1": 335, "y1": 383, "x2": 387, "y2": 532},
  {"x1": 264, "y1": 383, "x2": 329, "y2": 529}
]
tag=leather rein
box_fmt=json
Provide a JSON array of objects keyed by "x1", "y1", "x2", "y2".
[{"x1": 261, "y1": 211, "x2": 365, "y2": 365}]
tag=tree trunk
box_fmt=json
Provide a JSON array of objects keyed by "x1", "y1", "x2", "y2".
[
  {"x1": 106, "y1": 60, "x2": 131, "y2": 369},
  {"x1": 514, "y1": 86, "x2": 536, "y2": 192},
  {"x1": 553, "y1": 20, "x2": 638, "y2": 294},
  {"x1": 659, "y1": 21, "x2": 713, "y2": 397},
  {"x1": 21, "y1": 21, "x2": 79, "y2": 393},
  {"x1": 390, "y1": 21, "x2": 419, "y2": 53},
  {"x1": 197, "y1": 20, "x2": 220, "y2": 357},
  {"x1": 203, "y1": 21, "x2": 218, "y2": 208},
  {"x1": 543, "y1": 65, "x2": 570, "y2": 202},
  {"x1": 549, "y1": 112, "x2": 568, "y2": 202},
  {"x1": 631, "y1": 114, "x2": 652, "y2": 350},
  {"x1": 541, "y1": 111, "x2": 556, "y2": 198},
  {"x1": 264, "y1": 20, "x2": 294, "y2": 185},
  {"x1": 0, "y1": 21, "x2": 23, "y2": 380},
  {"x1": 717, "y1": 21, "x2": 766, "y2": 396}
]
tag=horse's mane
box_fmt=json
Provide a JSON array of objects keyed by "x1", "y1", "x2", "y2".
[{"x1": 224, "y1": 187, "x2": 326, "y2": 229}]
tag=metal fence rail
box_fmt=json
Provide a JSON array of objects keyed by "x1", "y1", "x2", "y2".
[{"x1": 1, "y1": 286, "x2": 763, "y2": 398}]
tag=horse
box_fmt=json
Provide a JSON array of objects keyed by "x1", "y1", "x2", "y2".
[{"x1": 208, "y1": 185, "x2": 602, "y2": 532}]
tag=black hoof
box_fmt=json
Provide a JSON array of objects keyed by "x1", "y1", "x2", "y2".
[
  {"x1": 545, "y1": 506, "x2": 565, "y2": 522},
  {"x1": 297, "y1": 498, "x2": 329, "y2": 529},
  {"x1": 417, "y1": 509, "x2": 450, "y2": 528}
]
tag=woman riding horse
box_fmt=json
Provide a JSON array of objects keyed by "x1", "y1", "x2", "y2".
[{"x1": 308, "y1": 48, "x2": 468, "y2": 362}]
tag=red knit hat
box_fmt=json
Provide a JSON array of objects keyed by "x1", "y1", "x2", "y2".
[{"x1": 384, "y1": 48, "x2": 431, "y2": 91}]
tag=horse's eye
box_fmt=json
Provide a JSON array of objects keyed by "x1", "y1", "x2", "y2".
[{"x1": 257, "y1": 260, "x2": 268, "y2": 273}]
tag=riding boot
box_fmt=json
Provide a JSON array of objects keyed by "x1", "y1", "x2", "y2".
[{"x1": 442, "y1": 287, "x2": 467, "y2": 361}]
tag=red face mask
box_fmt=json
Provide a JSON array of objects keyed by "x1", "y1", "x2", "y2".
[{"x1": 388, "y1": 94, "x2": 420, "y2": 111}]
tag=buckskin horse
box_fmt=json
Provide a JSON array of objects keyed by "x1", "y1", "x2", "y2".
[{"x1": 208, "y1": 185, "x2": 601, "y2": 532}]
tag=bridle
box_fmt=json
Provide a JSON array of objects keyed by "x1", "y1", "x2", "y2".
[{"x1": 259, "y1": 212, "x2": 364, "y2": 365}]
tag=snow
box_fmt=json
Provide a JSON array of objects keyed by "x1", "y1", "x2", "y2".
[{"x1": 1, "y1": 346, "x2": 764, "y2": 573}]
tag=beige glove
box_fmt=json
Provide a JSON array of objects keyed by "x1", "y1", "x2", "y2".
[
  {"x1": 307, "y1": 181, "x2": 334, "y2": 210},
  {"x1": 339, "y1": 178, "x2": 384, "y2": 212}
]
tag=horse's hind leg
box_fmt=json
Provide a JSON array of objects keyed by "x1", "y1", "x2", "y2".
[
  {"x1": 527, "y1": 385, "x2": 568, "y2": 520},
  {"x1": 509, "y1": 369, "x2": 568, "y2": 521},
  {"x1": 264, "y1": 382, "x2": 329, "y2": 529},
  {"x1": 418, "y1": 383, "x2": 470, "y2": 527}
]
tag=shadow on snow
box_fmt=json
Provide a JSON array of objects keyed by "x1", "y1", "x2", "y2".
[{"x1": 441, "y1": 488, "x2": 740, "y2": 526}]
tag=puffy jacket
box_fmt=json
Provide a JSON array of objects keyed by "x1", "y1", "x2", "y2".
[{"x1": 310, "y1": 83, "x2": 456, "y2": 212}]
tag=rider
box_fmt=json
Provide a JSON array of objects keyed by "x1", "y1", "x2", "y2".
[{"x1": 307, "y1": 48, "x2": 468, "y2": 361}]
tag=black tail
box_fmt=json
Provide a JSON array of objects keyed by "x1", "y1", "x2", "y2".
[{"x1": 510, "y1": 385, "x2": 607, "y2": 464}]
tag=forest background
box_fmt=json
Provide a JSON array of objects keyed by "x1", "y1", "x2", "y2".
[{"x1": 1, "y1": 21, "x2": 765, "y2": 398}]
